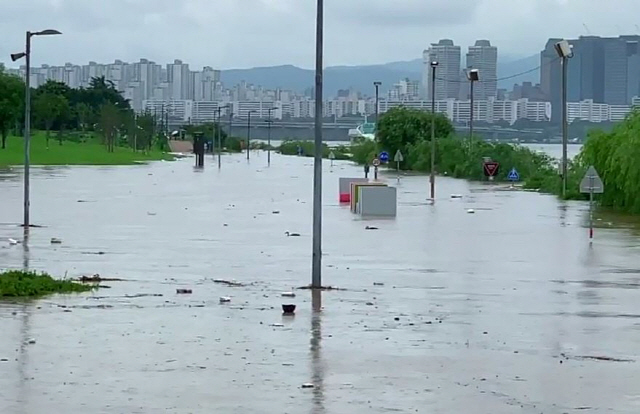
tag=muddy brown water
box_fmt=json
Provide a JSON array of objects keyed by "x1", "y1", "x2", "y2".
[{"x1": 1, "y1": 152, "x2": 639, "y2": 413}]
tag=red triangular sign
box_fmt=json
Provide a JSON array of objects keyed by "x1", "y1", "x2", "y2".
[{"x1": 483, "y1": 162, "x2": 499, "y2": 177}]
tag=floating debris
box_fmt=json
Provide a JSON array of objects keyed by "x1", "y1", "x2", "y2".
[
  {"x1": 301, "y1": 383, "x2": 315, "y2": 389},
  {"x1": 467, "y1": 209, "x2": 476, "y2": 214},
  {"x1": 373, "y1": 282, "x2": 384, "y2": 286},
  {"x1": 125, "y1": 293, "x2": 163, "y2": 298},
  {"x1": 176, "y1": 289, "x2": 192, "y2": 294},
  {"x1": 213, "y1": 279, "x2": 245, "y2": 287},
  {"x1": 451, "y1": 194, "x2": 463, "y2": 199},
  {"x1": 219, "y1": 296, "x2": 231, "y2": 303},
  {"x1": 285, "y1": 231, "x2": 301, "y2": 237},
  {"x1": 78, "y1": 274, "x2": 124, "y2": 283},
  {"x1": 281, "y1": 292, "x2": 296, "y2": 298},
  {"x1": 282, "y1": 304, "x2": 296, "y2": 314},
  {"x1": 365, "y1": 226, "x2": 379, "y2": 230},
  {"x1": 8, "y1": 238, "x2": 19, "y2": 245},
  {"x1": 50, "y1": 238, "x2": 62, "y2": 244}
]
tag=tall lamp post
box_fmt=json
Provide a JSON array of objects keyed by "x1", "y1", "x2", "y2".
[
  {"x1": 11, "y1": 29, "x2": 62, "y2": 232},
  {"x1": 467, "y1": 69, "x2": 479, "y2": 153},
  {"x1": 430, "y1": 61, "x2": 438, "y2": 201},
  {"x1": 312, "y1": 0, "x2": 324, "y2": 289},
  {"x1": 266, "y1": 107, "x2": 277, "y2": 166},
  {"x1": 246, "y1": 110, "x2": 257, "y2": 160},
  {"x1": 216, "y1": 104, "x2": 230, "y2": 168},
  {"x1": 555, "y1": 40, "x2": 573, "y2": 199},
  {"x1": 373, "y1": 81, "x2": 382, "y2": 131}
]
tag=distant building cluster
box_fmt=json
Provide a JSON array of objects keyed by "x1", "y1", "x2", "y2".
[
  {"x1": 7, "y1": 34, "x2": 640, "y2": 126},
  {"x1": 423, "y1": 39, "x2": 498, "y2": 101},
  {"x1": 540, "y1": 35, "x2": 640, "y2": 122}
]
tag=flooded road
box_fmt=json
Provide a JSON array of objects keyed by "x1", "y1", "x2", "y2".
[{"x1": 1, "y1": 152, "x2": 639, "y2": 413}]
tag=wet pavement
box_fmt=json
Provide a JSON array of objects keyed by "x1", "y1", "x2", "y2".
[{"x1": 1, "y1": 152, "x2": 639, "y2": 413}]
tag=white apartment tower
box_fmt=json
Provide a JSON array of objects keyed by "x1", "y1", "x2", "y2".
[
  {"x1": 167, "y1": 59, "x2": 191, "y2": 100},
  {"x1": 466, "y1": 40, "x2": 498, "y2": 100},
  {"x1": 424, "y1": 39, "x2": 461, "y2": 100}
]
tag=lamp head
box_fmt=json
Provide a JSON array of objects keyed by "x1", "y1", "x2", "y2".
[
  {"x1": 554, "y1": 40, "x2": 573, "y2": 58},
  {"x1": 35, "y1": 29, "x2": 62, "y2": 36},
  {"x1": 11, "y1": 52, "x2": 26, "y2": 62},
  {"x1": 468, "y1": 69, "x2": 480, "y2": 81},
  {"x1": 373, "y1": 81, "x2": 382, "y2": 87},
  {"x1": 430, "y1": 61, "x2": 439, "y2": 68}
]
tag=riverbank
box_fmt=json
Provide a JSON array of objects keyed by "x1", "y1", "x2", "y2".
[
  {"x1": 0, "y1": 270, "x2": 95, "y2": 298},
  {"x1": 0, "y1": 132, "x2": 174, "y2": 167},
  {"x1": 278, "y1": 138, "x2": 585, "y2": 200}
]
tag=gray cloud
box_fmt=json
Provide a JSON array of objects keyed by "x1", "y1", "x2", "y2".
[{"x1": 1, "y1": 0, "x2": 639, "y2": 70}]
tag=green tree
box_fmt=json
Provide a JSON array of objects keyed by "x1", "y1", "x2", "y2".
[
  {"x1": 135, "y1": 112, "x2": 157, "y2": 152},
  {"x1": 579, "y1": 110, "x2": 640, "y2": 212},
  {"x1": 376, "y1": 107, "x2": 454, "y2": 168},
  {"x1": 98, "y1": 103, "x2": 120, "y2": 153},
  {"x1": 0, "y1": 71, "x2": 24, "y2": 149},
  {"x1": 74, "y1": 102, "x2": 92, "y2": 133},
  {"x1": 34, "y1": 92, "x2": 69, "y2": 147}
]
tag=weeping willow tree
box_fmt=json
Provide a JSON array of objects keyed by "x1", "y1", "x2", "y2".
[{"x1": 579, "y1": 110, "x2": 640, "y2": 213}]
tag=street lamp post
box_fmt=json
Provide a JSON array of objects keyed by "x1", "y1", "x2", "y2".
[
  {"x1": 266, "y1": 107, "x2": 277, "y2": 166},
  {"x1": 246, "y1": 110, "x2": 257, "y2": 160},
  {"x1": 216, "y1": 104, "x2": 230, "y2": 168},
  {"x1": 11, "y1": 29, "x2": 62, "y2": 232},
  {"x1": 430, "y1": 61, "x2": 438, "y2": 201},
  {"x1": 373, "y1": 81, "x2": 382, "y2": 131},
  {"x1": 467, "y1": 69, "x2": 479, "y2": 153},
  {"x1": 555, "y1": 40, "x2": 573, "y2": 199},
  {"x1": 312, "y1": 0, "x2": 324, "y2": 289}
]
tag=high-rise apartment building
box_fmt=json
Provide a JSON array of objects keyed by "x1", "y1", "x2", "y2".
[
  {"x1": 540, "y1": 35, "x2": 640, "y2": 122},
  {"x1": 424, "y1": 39, "x2": 461, "y2": 100},
  {"x1": 466, "y1": 40, "x2": 498, "y2": 100},
  {"x1": 166, "y1": 59, "x2": 191, "y2": 100}
]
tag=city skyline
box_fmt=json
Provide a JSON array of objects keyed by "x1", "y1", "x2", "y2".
[{"x1": 2, "y1": 0, "x2": 640, "y2": 69}]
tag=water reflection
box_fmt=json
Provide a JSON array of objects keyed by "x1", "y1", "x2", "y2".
[
  {"x1": 558, "y1": 203, "x2": 568, "y2": 227},
  {"x1": 22, "y1": 235, "x2": 29, "y2": 269},
  {"x1": 16, "y1": 304, "x2": 34, "y2": 414},
  {"x1": 310, "y1": 290, "x2": 325, "y2": 414}
]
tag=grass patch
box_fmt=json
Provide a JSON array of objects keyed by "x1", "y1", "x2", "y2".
[
  {"x1": 0, "y1": 132, "x2": 174, "y2": 167},
  {"x1": 0, "y1": 270, "x2": 96, "y2": 298}
]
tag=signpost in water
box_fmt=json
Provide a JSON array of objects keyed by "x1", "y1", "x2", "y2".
[
  {"x1": 394, "y1": 150, "x2": 404, "y2": 182},
  {"x1": 580, "y1": 166, "x2": 604, "y2": 240}
]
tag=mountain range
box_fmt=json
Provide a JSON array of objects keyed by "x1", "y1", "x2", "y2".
[{"x1": 220, "y1": 54, "x2": 540, "y2": 97}]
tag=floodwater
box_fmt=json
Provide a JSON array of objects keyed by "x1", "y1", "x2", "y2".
[{"x1": 1, "y1": 152, "x2": 639, "y2": 413}]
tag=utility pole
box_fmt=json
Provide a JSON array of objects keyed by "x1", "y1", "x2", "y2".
[
  {"x1": 312, "y1": 0, "x2": 324, "y2": 289},
  {"x1": 430, "y1": 61, "x2": 438, "y2": 201}
]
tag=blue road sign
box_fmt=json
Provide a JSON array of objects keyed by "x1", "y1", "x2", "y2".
[
  {"x1": 379, "y1": 151, "x2": 390, "y2": 163},
  {"x1": 508, "y1": 168, "x2": 520, "y2": 181}
]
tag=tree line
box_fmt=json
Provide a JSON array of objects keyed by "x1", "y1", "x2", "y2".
[{"x1": 0, "y1": 68, "x2": 166, "y2": 152}]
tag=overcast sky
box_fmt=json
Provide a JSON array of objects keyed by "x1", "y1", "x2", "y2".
[{"x1": 1, "y1": 0, "x2": 639, "y2": 69}]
